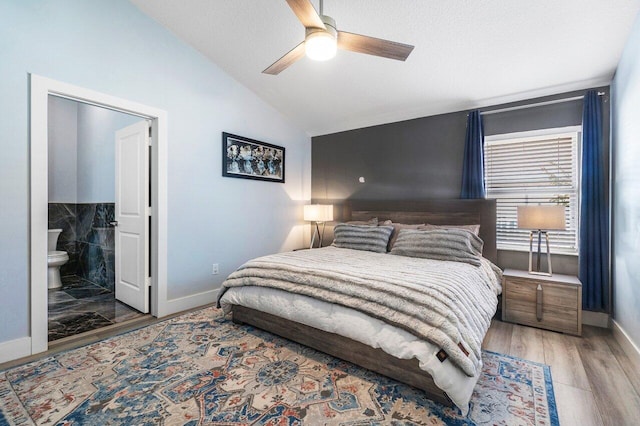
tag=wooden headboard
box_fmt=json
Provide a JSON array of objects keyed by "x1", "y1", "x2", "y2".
[{"x1": 343, "y1": 199, "x2": 497, "y2": 264}]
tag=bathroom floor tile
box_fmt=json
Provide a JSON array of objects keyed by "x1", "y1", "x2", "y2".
[
  {"x1": 61, "y1": 275, "x2": 98, "y2": 289},
  {"x1": 60, "y1": 275, "x2": 84, "y2": 288},
  {"x1": 48, "y1": 290, "x2": 75, "y2": 305},
  {"x1": 63, "y1": 286, "x2": 111, "y2": 299},
  {"x1": 47, "y1": 275, "x2": 147, "y2": 342},
  {"x1": 91, "y1": 301, "x2": 144, "y2": 323},
  {"x1": 47, "y1": 312, "x2": 114, "y2": 342},
  {"x1": 48, "y1": 300, "x2": 87, "y2": 318},
  {"x1": 81, "y1": 293, "x2": 118, "y2": 303}
]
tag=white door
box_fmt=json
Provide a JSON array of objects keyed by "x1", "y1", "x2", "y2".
[{"x1": 115, "y1": 120, "x2": 150, "y2": 313}]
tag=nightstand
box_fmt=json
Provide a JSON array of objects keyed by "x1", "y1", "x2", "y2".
[{"x1": 502, "y1": 269, "x2": 582, "y2": 336}]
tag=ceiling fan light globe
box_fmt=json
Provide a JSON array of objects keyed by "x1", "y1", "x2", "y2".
[{"x1": 305, "y1": 31, "x2": 337, "y2": 61}]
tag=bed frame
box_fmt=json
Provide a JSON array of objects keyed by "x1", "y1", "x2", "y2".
[{"x1": 230, "y1": 199, "x2": 497, "y2": 407}]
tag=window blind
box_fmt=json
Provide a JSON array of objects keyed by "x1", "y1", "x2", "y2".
[{"x1": 484, "y1": 133, "x2": 579, "y2": 253}]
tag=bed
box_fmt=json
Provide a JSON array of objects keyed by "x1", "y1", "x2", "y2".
[{"x1": 217, "y1": 199, "x2": 500, "y2": 414}]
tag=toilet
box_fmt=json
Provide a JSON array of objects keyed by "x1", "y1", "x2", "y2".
[{"x1": 47, "y1": 229, "x2": 69, "y2": 290}]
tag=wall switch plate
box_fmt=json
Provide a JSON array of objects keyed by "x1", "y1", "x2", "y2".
[{"x1": 212, "y1": 263, "x2": 219, "y2": 275}]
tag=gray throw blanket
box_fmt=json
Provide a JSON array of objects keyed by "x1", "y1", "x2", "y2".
[{"x1": 218, "y1": 246, "x2": 502, "y2": 377}]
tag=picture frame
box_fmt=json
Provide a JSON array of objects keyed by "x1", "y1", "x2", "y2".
[{"x1": 222, "y1": 132, "x2": 285, "y2": 183}]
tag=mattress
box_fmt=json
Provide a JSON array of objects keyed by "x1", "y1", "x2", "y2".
[{"x1": 218, "y1": 246, "x2": 502, "y2": 414}]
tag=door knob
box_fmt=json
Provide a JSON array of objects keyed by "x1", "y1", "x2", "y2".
[{"x1": 109, "y1": 221, "x2": 118, "y2": 227}]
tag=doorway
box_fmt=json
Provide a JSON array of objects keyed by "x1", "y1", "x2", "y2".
[
  {"x1": 30, "y1": 75, "x2": 168, "y2": 354},
  {"x1": 46, "y1": 97, "x2": 149, "y2": 341}
]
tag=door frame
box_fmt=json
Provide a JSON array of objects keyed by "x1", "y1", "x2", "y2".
[{"x1": 29, "y1": 74, "x2": 168, "y2": 354}]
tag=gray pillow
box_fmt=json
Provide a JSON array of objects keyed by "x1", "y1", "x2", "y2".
[
  {"x1": 380, "y1": 220, "x2": 425, "y2": 251},
  {"x1": 390, "y1": 228, "x2": 484, "y2": 266},
  {"x1": 346, "y1": 217, "x2": 378, "y2": 226},
  {"x1": 333, "y1": 224, "x2": 393, "y2": 253},
  {"x1": 418, "y1": 224, "x2": 480, "y2": 236}
]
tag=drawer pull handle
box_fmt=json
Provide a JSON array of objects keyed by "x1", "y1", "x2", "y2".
[{"x1": 536, "y1": 284, "x2": 543, "y2": 321}]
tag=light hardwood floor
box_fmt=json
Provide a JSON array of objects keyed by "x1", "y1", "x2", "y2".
[
  {"x1": 2, "y1": 310, "x2": 639, "y2": 425},
  {"x1": 483, "y1": 319, "x2": 640, "y2": 426}
]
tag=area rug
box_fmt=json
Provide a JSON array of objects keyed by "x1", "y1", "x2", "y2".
[{"x1": 0, "y1": 306, "x2": 558, "y2": 425}]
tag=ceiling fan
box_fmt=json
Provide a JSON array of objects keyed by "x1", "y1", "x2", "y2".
[{"x1": 263, "y1": 0, "x2": 415, "y2": 75}]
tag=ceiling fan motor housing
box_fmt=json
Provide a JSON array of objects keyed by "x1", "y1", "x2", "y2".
[
  {"x1": 304, "y1": 15, "x2": 337, "y2": 61},
  {"x1": 306, "y1": 15, "x2": 337, "y2": 40}
]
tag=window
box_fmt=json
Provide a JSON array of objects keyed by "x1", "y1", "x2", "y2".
[{"x1": 484, "y1": 129, "x2": 580, "y2": 254}]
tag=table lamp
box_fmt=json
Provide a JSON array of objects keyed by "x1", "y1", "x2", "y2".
[
  {"x1": 517, "y1": 205, "x2": 566, "y2": 276},
  {"x1": 304, "y1": 204, "x2": 333, "y2": 249}
]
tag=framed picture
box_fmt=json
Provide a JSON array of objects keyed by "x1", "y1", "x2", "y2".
[{"x1": 222, "y1": 132, "x2": 285, "y2": 183}]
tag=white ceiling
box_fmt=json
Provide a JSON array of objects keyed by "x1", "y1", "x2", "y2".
[{"x1": 130, "y1": 0, "x2": 640, "y2": 136}]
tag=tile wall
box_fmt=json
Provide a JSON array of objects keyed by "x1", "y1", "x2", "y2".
[{"x1": 48, "y1": 203, "x2": 115, "y2": 292}]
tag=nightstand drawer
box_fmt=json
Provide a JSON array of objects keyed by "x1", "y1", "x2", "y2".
[
  {"x1": 505, "y1": 299, "x2": 579, "y2": 334},
  {"x1": 501, "y1": 269, "x2": 582, "y2": 336},
  {"x1": 504, "y1": 278, "x2": 578, "y2": 309}
]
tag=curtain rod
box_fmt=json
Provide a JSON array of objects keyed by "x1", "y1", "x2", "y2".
[{"x1": 479, "y1": 91, "x2": 606, "y2": 116}]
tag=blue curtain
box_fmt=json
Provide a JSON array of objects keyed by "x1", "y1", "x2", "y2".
[
  {"x1": 580, "y1": 91, "x2": 608, "y2": 311},
  {"x1": 461, "y1": 110, "x2": 486, "y2": 198}
]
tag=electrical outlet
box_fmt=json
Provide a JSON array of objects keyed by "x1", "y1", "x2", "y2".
[{"x1": 212, "y1": 263, "x2": 219, "y2": 275}]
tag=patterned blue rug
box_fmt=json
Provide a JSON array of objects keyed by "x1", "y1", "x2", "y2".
[{"x1": 0, "y1": 306, "x2": 558, "y2": 425}]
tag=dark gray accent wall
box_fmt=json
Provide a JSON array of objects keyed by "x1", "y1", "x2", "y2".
[
  {"x1": 312, "y1": 110, "x2": 467, "y2": 202},
  {"x1": 484, "y1": 98, "x2": 583, "y2": 135},
  {"x1": 312, "y1": 86, "x2": 610, "y2": 277}
]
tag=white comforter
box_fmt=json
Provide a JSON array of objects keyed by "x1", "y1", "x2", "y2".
[{"x1": 219, "y1": 247, "x2": 502, "y2": 414}]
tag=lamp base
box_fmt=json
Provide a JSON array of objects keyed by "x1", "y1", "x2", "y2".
[
  {"x1": 528, "y1": 230, "x2": 553, "y2": 276},
  {"x1": 309, "y1": 221, "x2": 326, "y2": 249}
]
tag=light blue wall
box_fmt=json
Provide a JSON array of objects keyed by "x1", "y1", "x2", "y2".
[
  {"x1": 612, "y1": 11, "x2": 640, "y2": 349},
  {"x1": 48, "y1": 96, "x2": 78, "y2": 203},
  {"x1": 76, "y1": 102, "x2": 140, "y2": 203},
  {"x1": 48, "y1": 98, "x2": 140, "y2": 203},
  {"x1": 0, "y1": 0, "x2": 310, "y2": 343}
]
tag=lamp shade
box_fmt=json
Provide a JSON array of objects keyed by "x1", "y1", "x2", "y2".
[
  {"x1": 517, "y1": 205, "x2": 566, "y2": 230},
  {"x1": 304, "y1": 204, "x2": 333, "y2": 222}
]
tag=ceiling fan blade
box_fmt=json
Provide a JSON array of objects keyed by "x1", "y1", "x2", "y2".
[
  {"x1": 286, "y1": 0, "x2": 325, "y2": 29},
  {"x1": 337, "y1": 31, "x2": 414, "y2": 61},
  {"x1": 262, "y1": 41, "x2": 306, "y2": 75}
]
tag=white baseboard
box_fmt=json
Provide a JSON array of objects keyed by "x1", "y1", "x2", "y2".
[
  {"x1": 0, "y1": 337, "x2": 32, "y2": 364},
  {"x1": 612, "y1": 320, "x2": 640, "y2": 369},
  {"x1": 582, "y1": 310, "x2": 610, "y2": 328},
  {"x1": 161, "y1": 288, "x2": 220, "y2": 317}
]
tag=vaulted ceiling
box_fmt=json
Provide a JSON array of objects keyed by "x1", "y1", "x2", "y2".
[{"x1": 130, "y1": 0, "x2": 640, "y2": 136}]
